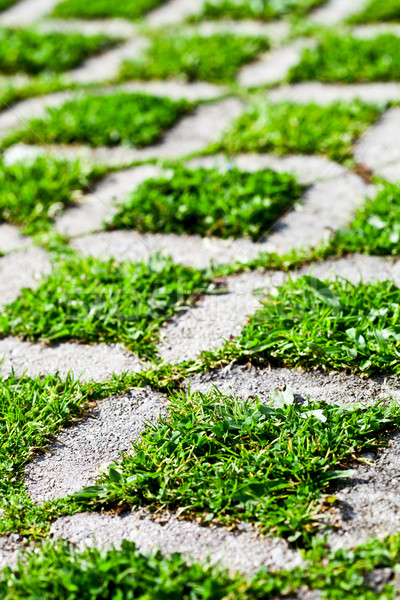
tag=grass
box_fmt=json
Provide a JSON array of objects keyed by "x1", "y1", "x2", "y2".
[
  {"x1": 108, "y1": 166, "x2": 304, "y2": 241},
  {"x1": 75, "y1": 388, "x2": 400, "y2": 544},
  {"x1": 0, "y1": 373, "x2": 88, "y2": 501},
  {"x1": 0, "y1": 0, "x2": 15, "y2": 11},
  {"x1": 198, "y1": 0, "x2": 326, "y2": 20},
  {"x1": 52, "y1": 0, "x2": 164, "y2": 20},
  {"x1": 348, "y1": 0, "x2": 400, "y2": 23},
  {"x1": 330, "y1": 181, "x2": 400, "y2": 257},
  {"x1": 119, "y1": 32, "x2": 270, "y2": 84},
  {"x1": 3, "y1": 93, "x2": 191, "y2": 148},
  {"x1": 226, "y1": 275, "x2": 400, "y2": 376},
  {"x1": 4, "y1": 535, "x2": 400, "y2": 599},
  {"x1": 217, "y1": 99, "x2": 382, "y2": 163},
  {"x1": 0, "y1": 156, "x2": 103, "y2": 235},
  {"x1": 0, "y1": 28, "x2": 115, "y2": 75},
  {"x1": 289, "y1": 33, "x2": 400, "y2": 83},
  {"x1": 0, "y1": 254, "x2": 213, "y2": 360}
]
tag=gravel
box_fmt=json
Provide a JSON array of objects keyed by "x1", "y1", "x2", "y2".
[
  {"x1": 326, "y1": 432, "x2": 400, "y2": 550},
  {"x1": 25, "y1": 387, "x2": 167, "y2": 502},
  {"x1": 50, "y1": 509, "x2": 304, "y2": 574},
  {"x1": 0, "y1": 534, "x2": 25, "y2": 571},
  {"x1": 0, "y1": 337, "x2": 144, "y2": 382},
  {"x1": 188, "y1": 364, "x2": 400, "y2": 406}
]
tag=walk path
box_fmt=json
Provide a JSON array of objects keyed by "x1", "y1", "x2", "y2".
[{"x1": 0, "y1": 0, "x2": 400, "y2": 594}]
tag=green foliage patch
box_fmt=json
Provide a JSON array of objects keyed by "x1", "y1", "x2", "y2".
[
  {"x1": 199, "y1": 0, "x2": 326, "y2": 20},
  {"x1": 235, "y1": 276, "x2": 400, "y2": 376},
  {"x1": 331, "y1": 182, "x2": 400, "y2": 256},
  {"x1": 348, "y1": 0, "x2": 400, "y2": 23},
  {"x1": 0, "y1": 255, "x2": 211, "y2": 360},
  {"x1": 0, "y1": 0, "x2": 16, "y2": 11},
  {"x1": 0, "y1": 157, "x2": 103, "y2": 235},
  {"x1": 109, "y1": 166, "x2": 304, "y2": 241},
  {"x1": 3, "y1": 93, "x2": 191, "y2": 148},
  {"x1": 218, "y1": 99, "x2": 381, "y2": 162},
  {"x1": 3, "y1": 535, "x2": 400, "y2": 599},
  {"x1": 0, "y1": 373, "x2": 87, "y2": 500},
  {"x1": 0, "y1": 28, "x2": 115, "y2": 75},
  {"x1": 290, "y1": 34, "x2": 400, "y2": 83},
  {"x1": 75, "y1": 388, "x2": 400, "y2": 543},
  {"x1": 120, "y1": 32, "x2": 270, "y2": 83},
  {"x1": 52, "y1": 0, "x2": 164, "y2": 20}
]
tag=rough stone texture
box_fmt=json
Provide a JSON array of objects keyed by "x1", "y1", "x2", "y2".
[
  {"x1": 195, "y1": 19, "x2": 289, "y2": 44},
  {"x1": 55, "y1": 164, "x2": 161, "y2": 237},
  {"x1": 121, "y1": 79, "x2": 227, "y2": 101},
  {"x1": 39, "y1": 17, "x2": 136, "y2": 37},
  {"x1": 311, "y1": 0, "x2": 369, "y2": 24},
  {"x1": 326, "y1": 433, "x2": 400, "y2": 550},
  {"x1": 0, "y1": 247, "x2": 51, "y2": 306},
  {"x1": 269, "y1": 82, "x2": 400, "y2": 105},
  {"x1": 188, "y1": 364, "x2": 400, "y2": 406},
  {"x1": 0, "y1": 337, "x2": 144, "y2": 382},
  {"x1": 354, "y1": 107, "x2": 400, "y2": 183},
  {"x1": 0, "y1": 224, "x2": 31, "y2": 253},
  {"x1": 25, "y1": 388, "x2": 166, "y2": 502},
  {"x1": 301, "y1": 254, "x2": 400, "y2": 286},
  {"x1": 158, "y1": 270, "x2": 284, "y2": 362},
  {"x1": 50, "y1": 510, "x2": 304, "y2": 574},
  {"x1": 352, "y1": 24, "x2": 400, "y2": 39},
  {"x1": 239, "y1": 39, "x2": 316, "y2": 88},
  {"x1": 0, "y1": 535, "x2": 24, "y2": 571}
]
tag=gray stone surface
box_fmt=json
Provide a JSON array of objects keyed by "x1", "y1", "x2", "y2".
[
  {"x1": 25, "y1": 388, "x2": 166, "y2": 502},
  {"x1": 269, "y1": 82, "x2": 400, "y2": 105},
  {"x1": 0, "y1": 224, "x2": 31, "y2": 253},
  {"x1": 0, "y1": 0, "x2": 60, "y2": 26},
  {"x1": 311, "y1": 0, "x2": 369, "y2": 24},
  {"x1": 188, "y1": 364, "x2": 400, "y2": 406},
  {"x1": 147, "y1": 0, "x2": 206, "y2": 26},
  {"x1": 50, "y1": 510, "x2": 304, "y2": 574},
  {"x1": 239, "y1": 39, "x2": 316, "y2": 88},
  {"x1": 0, "y1": 247, "x2": 51, "y2": 306},
  {"x1": 0, "y1": 337, "x2": 144, "y2": 382}
]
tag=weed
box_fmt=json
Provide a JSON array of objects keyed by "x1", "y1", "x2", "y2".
[{"x1": 52, "y1": 0, "x2": 164, "y2": 20}]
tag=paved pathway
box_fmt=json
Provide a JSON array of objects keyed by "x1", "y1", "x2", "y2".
[{"x1": 1, "y1": 0, "x2": 400, "y2": 593}]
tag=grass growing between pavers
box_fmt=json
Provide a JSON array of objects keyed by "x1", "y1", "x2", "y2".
[
  {"x1": 208, "y1": 276, "x2": 400, "y2": 376},
  {"x1": 289, "y1": 34, "x2": 400, "y2": 83},
  {"x1": 0, "y1": 0, "x2": 16, "y2": 11},
  {"x1": 0, "y1": 373, "x2": 88, "y2": 501},
  {"x1": 4, "y1": 535, "x2": 400, "y2": 599},
  {"x1": 0, "y1": 157, "x2": 103, "y2": 235},
  {"x1": 0, "y1": 254, "x2": 213, "y2": 360},
  {"x1": 329, "y1": 181, "x2": 400, "y2": 257},
  {"x1": 197, "y1": 0, "x2": 326, "y2": 20},
  {"x1": 3, "y1": 92, "x2": 192, "y2": 148},
  {"x1": 216, "y1": 99, "x2": 382, "y2": 163},
  {"x1": 108, "y1": 166, "x2": 304, "y2": 241},
  {"x1": 0, "y1": 29, "x2": 116, "y2": 75},
  {"x1": 120, "y1": 32, "x2": 270, "y2": 84},
  {"x1": 52, "y1": 0, "x2": 165, "y2": 21},
  {"x1": 348, "y1": 0, "x2": 400, "y2": 23},
  {"x1": 75, "y1": 388, "x2": 400, "y2": 544}
]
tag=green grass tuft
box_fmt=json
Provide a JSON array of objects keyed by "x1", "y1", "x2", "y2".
[
  {"x1": 0, "y1": 254, "x2": 212, "y2": 360},
  {"x1": 198, "y1": 0, "x2": 326, "y2": 20},
  {"x1": 52, "y1": 0, "x2": 164, "y2": 20},
  {"x1": 120, "y1": 32, "x2": 270, "y2": 83},
  {"x1": 0, "y1": 157, "x2": 103, "y2": 235},
  {"x1": 0, "y1": 28, "x2": 116, "y2": 75},
  {"x1": 74, "y1": 388, "x2": 400, "y2": 544},
  {"x1": 109, "y1": 166, "x2": 304, "y2": 241},
  {"x1": 217, "y1": 99, "x2": 382, "y2": 163},
  {"x1": 3, "y1": 93, "x2": 192, "y2": 148},
  {"x1": 330, "y1": 181, "x2": 400, "y2": 256},
  {"x1": 289, "y1": 34, "x2": 400, "y2": 83},
  {"x1": 348, "y1": 0, "x2": 400, "y2": 23},
  {"x1": 237, "y1": 276, "x2": 400, "y2": 376},
  {"x1": 0, "y1": 373, "x2": 88, "y2": 500}
]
